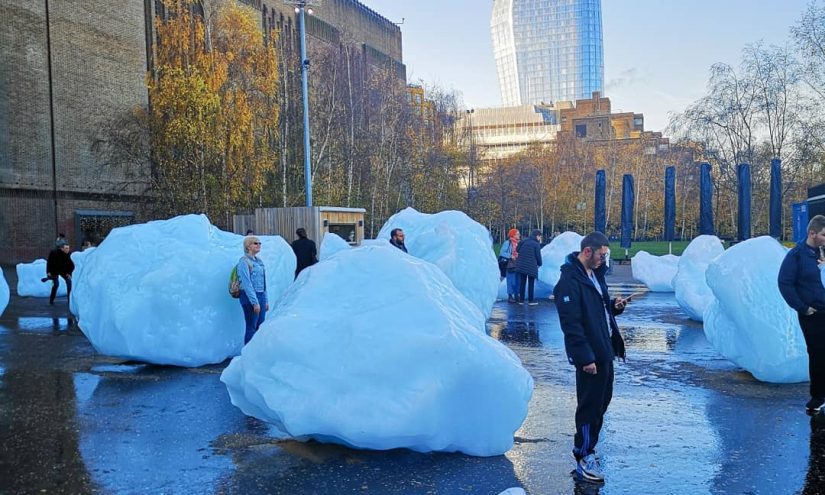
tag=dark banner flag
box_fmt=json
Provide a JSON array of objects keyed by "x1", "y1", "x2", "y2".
[
  {"x1": 595, "y1": 170, "x2": 606, "y2": 234},
  {"x1": 770, "y1": 158, "x2": 782, "y2": 238},
  {"x1": 699, "y1": 163, "x2": 714, "y2": 235},
  {"x1": 664, "y1": 166, "x2": 676, "y2": 242},
  {"x1": 621, "y1": 174, "x2": 634, "y2": 249},
  {"x1": 737, "y1": 163, "x2": 752, "y2": 241}
]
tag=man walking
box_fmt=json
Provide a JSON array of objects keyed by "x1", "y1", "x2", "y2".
[
  {"x1": 553, "y1": 232, "x2": 628, "y2": 483},
  {"x1": 779, "y1": 215, "x2": 825, "y2": 413},
  {"x1": 46, "y1": 239, "x2": 74, "y2": 305}
]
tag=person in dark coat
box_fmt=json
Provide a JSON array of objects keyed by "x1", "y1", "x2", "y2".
[
  {"x1": 389, "y1": 228, "x2": 408, "y2": 253},
  {"x1": 514, "y1": 229, "x2": 543, "y2": 305},
  {"x1": 554, "y1": 231, "x2": 629, "y2": 483},
  {"x1": 46, "y1": 239, "x2": 74, "y2": 305},
  {"x1": 291, "y1": 228, "x2": 318, "y2": 278},
  {"x1": 779, "y1": 214, "x2": 825, "y2": 413}
]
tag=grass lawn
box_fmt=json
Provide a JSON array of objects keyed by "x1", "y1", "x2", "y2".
[
  {"x1": 495, "y1": 240, "x2": 711, "y2": 257},
  {"x1": 608, "y1": 240, "x2": 692, "y2": 258}
]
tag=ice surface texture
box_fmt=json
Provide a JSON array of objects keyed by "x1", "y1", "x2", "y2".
[
  {"x1": 16, "y1": 259, "x2": 67, "y2": 297},
  {"x1": 673, "y1": 236, "x2": 725, "y2": 321},
  {"x1": 0, "y1": 267, "x2": 9, "y2": 316},
  {"x1": 319, "y1": 232, "x2": 350, "y2": 261},
  {"x1": 73, "y1": 215, "x2": 296, "y2": 367},
  {"x1": 377, "y1": 208, "x2": 499, "y2": 318},
  {"x1": 703, "y1": 236, "x2": 807, "y2": 383},
  {"x1": 69, "y1": 248, "x2": 96, "y2": 316},
  {"x1": 221, "y1": 245, "x2": 534, "y2": 456}
]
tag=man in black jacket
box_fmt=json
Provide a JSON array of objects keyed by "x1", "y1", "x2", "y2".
[
  {"x1": 778, "y1": 214, "x2": 825, "y2": 413},
  {"x1": 554, "y1": 231, "x2": 628, "y2": 484},
  {"x1": 292, "y1": 228, "x2": 318, "y2": 278},
  {"x1": 46, "y1": 239, "x2": 74, "y2": 305}
]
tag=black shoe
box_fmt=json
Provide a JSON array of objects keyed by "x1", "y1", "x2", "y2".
[
  {"x1": 807, "y1": 397, "x2": 825, "y2": 413},
  {"x1": 507, "y1": 296, "x2": 516, "y2": 303},
  {"x1": 41, "y1": 277, "x2": 49, "y2": 283}
]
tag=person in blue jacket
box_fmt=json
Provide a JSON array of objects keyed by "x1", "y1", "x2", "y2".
[
  {"x1": 554, "y1": 231, "x2": 629, "y2": 484},
  {"x1": 238, "y1": 236, "x2": 268, "y2": 344},
  {"x1": 778, "y1": 214, "x2": 825, "y2": 413}
]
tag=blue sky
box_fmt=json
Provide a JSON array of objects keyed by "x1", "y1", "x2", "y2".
[{"x1": 359, "y1": 0, "x2": 811, "y2": 133}]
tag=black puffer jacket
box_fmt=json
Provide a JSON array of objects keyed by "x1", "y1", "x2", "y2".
[
  {"x1": 554, "y1": 252, "x2": 625, "y2": 366},
  {"x1": 46, "y1": 248, "x2": 74, "y2": 277},
  {"x1": 514, "y1": 237, "x2": 542, "y2": 278}
]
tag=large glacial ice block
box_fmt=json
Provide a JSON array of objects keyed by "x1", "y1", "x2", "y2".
[
  {"x1": 703, "y1": 236, "x2": 807, "y2": 383},
  {"x1": 319, "y1": 232, "x2": 351, "y2": 261},
  {"x1": 377, "y1": 208, "x2": 499, "y2": 318},
  {"x1": 221, "y1": 245, "x2": 534, "y2": 456},
  {"x1": 631, "y1": 251, "x2": 679, "y2": 292},
  {"x1": 0, "y1": 267, "x2": 8, "y2": 316},
  {"x1": 673, "y1": 235, "x2": 725, "y2": 321},
  {"x1": 73, "y1": 214, "x2": 296, "y2": 367},
  {"x1": 69, "y1": 247, "x2": 96, "y2": 317},
  {"x1": 537, "y1": 232, "x2": 583, "y2": 289},
  {"x1": 16, "y1": 259, "x2": 67, "y2": 297}
]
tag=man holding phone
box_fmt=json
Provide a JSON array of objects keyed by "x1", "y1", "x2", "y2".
[
  {"x1": 554, "y1": 231, "x2": 628, "y2": 483},
  {"x1": 778, "y1": 214, "x2": 825, "y2": 413}
]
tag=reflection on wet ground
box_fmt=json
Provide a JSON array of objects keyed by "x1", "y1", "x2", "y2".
[{"x1": 0, "y1": 290, "x2": 818, "y2": 494}]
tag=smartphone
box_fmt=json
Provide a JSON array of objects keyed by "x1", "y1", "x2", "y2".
[
  {"x1": 820, "y1": 246, "x2": 825, "y2": 260},
  {"x1": 625, "y1": 292, "x2": 644, "y2": 302}
]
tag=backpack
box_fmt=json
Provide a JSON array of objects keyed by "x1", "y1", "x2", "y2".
[{"x1": 228, "y1": 258, "x2": 253, "y2": 298}]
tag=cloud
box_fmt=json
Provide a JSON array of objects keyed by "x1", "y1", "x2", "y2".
[{"x1": 605, "y1": 67, "x2": 643, "y2": 92}]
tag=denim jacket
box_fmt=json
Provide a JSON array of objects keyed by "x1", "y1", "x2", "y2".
[
  {"x1": 237, "y1": 255, "x2": 266, "y2": 306},
  {"x1": 499, "y1": 239, "x2": 513, "y2": 259}
]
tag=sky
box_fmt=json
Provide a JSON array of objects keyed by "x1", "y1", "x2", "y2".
[{"x1": 358, "y1": 0, "x2": 812, "y2": 133}]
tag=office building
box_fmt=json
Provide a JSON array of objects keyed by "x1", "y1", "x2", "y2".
[{"x1": 491, "y1": 0, "x2": 604, "y2": 106}]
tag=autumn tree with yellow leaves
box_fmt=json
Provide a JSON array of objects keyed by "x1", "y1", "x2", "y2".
[{"x1": 148, "y1": 0, "x2": 279, "y2": 225}]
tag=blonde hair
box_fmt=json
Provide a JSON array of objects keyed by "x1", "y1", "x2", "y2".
[{"x1": 243, "y1": 236, "x2": 261, "y2": 253}]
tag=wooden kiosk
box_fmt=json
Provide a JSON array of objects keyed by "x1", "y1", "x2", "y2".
[{"x1": 235, "y1": 206, "x2": 366, "y2": 246}]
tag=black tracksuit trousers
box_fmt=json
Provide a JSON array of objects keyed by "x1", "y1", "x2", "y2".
[
  {"x1": 574, "y1": 360, "x2": 614, "y2": 459},
  {"x1": 800, "y1": 312, "x2": 825, "y2": 398}
]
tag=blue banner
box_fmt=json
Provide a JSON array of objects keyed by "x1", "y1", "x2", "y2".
[
  {"x1": 664, "y1": 166, "x2": 675, "y2": 241},
  {"x1": 770, "y1": 159, "x2": 782, "y2": 239},
  {"x1": 793, "y1": 202, "x2": 808, "y2": 243},
  {"x1": 699, "y1": 163, "x2": 714, "y2": 235},
  {"x1": 595, "y1": 170, "x2": 606, "y2": 234},
  {"x1": 737, "y1": 163, "x2": 751, "y2": 241},
  {"x1": 621, "y1": 174, "x2": 634, "y2": 249}
]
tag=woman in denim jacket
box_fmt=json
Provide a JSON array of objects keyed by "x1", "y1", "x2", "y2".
[{"x1": 238, "y1": 236, "x2": 268, "y2": 344}]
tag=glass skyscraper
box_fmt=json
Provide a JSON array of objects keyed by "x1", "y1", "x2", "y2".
[{"x1": 491, "y1": 0, "x2": 604, "y2": 106}]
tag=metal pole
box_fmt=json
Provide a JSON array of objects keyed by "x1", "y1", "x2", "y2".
[
  {"x1": 298, "y1": 4, "x2": 312, "y2": 207},
  {"x1": 45, "y1": 0, "x2": 59, "y2": 235}
]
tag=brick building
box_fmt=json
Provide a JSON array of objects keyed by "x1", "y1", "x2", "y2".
[{"x1": 0, "y1": 0, "x2": 404, "y2": 264}]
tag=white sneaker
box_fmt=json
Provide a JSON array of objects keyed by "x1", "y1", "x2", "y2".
[{"x1": 576, "y1": 453, "x2": 604, "y2": 483}]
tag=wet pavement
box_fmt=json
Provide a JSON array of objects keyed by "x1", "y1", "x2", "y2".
[{"x1": 0, "y1": 265, "x2": 821, "y2": 494}]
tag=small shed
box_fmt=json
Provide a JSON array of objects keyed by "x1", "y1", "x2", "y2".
[{"x1": 250, "y1": 206, "x2": 366, "y2": 246}]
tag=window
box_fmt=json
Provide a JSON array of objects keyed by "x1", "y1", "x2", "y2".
[
  {"x1": 329, "y1": 224, "x2": 357, "y2": 244},
  {"x1": 575, "y1": 124, "x2": 587, "y2": 138}
]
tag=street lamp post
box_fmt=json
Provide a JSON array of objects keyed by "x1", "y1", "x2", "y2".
[
  {"x1": 465, "y1": 109, "x2": 476, "y2": 213},
  {"x1": 285, "y1": 0, "x2": 318, "y2": 207}
]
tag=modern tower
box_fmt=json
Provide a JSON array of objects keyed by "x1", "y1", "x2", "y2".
[{"x1": 491, "y1": 0, "x2": 604, "y2": 106}]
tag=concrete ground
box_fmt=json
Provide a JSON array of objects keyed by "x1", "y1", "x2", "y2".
[{"x1": 0, "y1": 264, "x2": 821, "y2": 495}]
